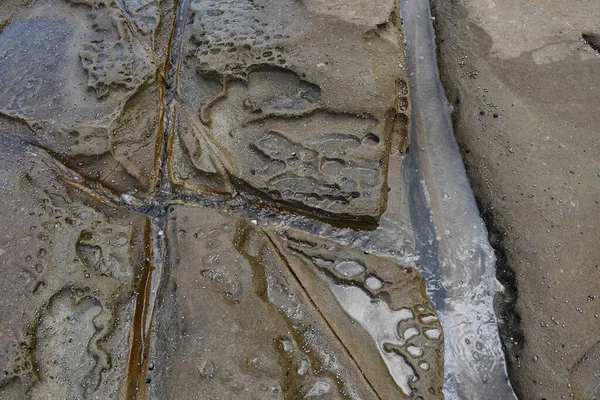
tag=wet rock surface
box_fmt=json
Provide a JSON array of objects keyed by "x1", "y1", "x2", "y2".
[
  {"x1": 171, "y1": 0, "x2": 409, "y2": 222},
  {"x1": 0, "y1": 0, "x2": 447, "y2": 399},
  {"x1": 431, "y1": 0, "x2": 600, "y2": 398},
  {"x1": 0, "y1": 0, "x2": 165, "y2": 195},
  {"x1": 147, "y1": 206, "x2": 442, "y2": 399},
  {"x1": 0, "y1": 145, "x2": 149, "y2": 398},
  {"x1": 267, "y1": 228, "x2": 444, "y2": 397}
]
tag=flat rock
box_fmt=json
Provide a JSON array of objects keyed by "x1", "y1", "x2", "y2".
[
  {"x1": 569, "y1": 340, "x2": 600, "y2": 400},
  {"x1": 0, "y1": 0, "x2": 165, "y2": 194},
  {"x1": 0, "y1": 2, "x2": 448, "y2": 399},
  {"x1": 431, "y1": 0, "x2": 600, "y2": 397}
]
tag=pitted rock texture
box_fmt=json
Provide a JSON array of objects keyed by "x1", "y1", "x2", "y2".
[
  {"x1": 268, "y1": 228, "x2": 445, "y2": 398},
  {"x1": 149, "y1": 206, "x2": 378, "y2": 399},
  {"x1": 0, "y1": 0, "x2": 163, "y2": 194},
  {"x1": 0, "y1": 1, "x2": 445, "y2": 399},
  {"x1": 172, "y1": 0, "x2": 410, "y2": 222},
  {"x1": 0, "y1": 145, "x2": 148, "y2": 398},
  {"x1": 147, "y1": 206, "x2": 442, "y2": 399}
]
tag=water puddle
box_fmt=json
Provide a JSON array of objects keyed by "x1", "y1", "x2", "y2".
[{"x1": 331, "y1": 284, "x2": 419, "y2": 396}]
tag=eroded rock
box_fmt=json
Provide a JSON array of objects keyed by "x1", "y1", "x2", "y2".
[
  {"x1": 0, "y1": 145, "x2": 148, "y2": 398},
  {"x1": 0, "y1": 0, "x2": 164, "y2": 194},
  {"x1": 171, "y1": 0, "x2": 409, "y2": 222},
  {"x1": 569, "y1": 341, "x2": 600, "y2": 400},
  {"x1": 148, "y1": 206, "x2": 379, "y2": 399},
  {"x1": 267, "y1": 228, "x2": 445, "y2": 398},
  {"x1": 147, "y1": 206, "x2": 443, "y2": 399}
]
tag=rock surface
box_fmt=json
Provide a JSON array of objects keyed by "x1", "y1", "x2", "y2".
[
  {"x1": 431, "y1": 0, "x2": 600, "y2": 398},
  {"x1": 0, "y1": 0, "x2": 445, "y2": 399},
  {"x1": 0, "y1": 144, "x2": 148, "y2": 398},
  {"x1": 268, "y1": 227, "x2": 444, "y2": 398},
  {"x1": 147, "y1": 206, "x2": 443, "y2": 399},
  {"x1": 171, "y1": 0, "x2": 409, "y2": 222},
  {"x1": 0, "y1": 0, "x2": 165, "y2": 195}
]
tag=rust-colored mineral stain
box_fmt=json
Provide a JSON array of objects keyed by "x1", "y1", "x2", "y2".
[
  {"x1": 0, "y1": 20, "x2": 9, "y2": 35},
  {"x1": 152, "y1": 83, "x2": 167, "y2": 190},
  {"x1": 123, "y1": 218, "x2": 155, "y2": 399},
  {"x1": 123, "y1": 4, "x2": 181, "y2": 395}
]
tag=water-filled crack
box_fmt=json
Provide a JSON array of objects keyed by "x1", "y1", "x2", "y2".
[{"x1": 400, "y1": 0, "x2": 517, "y2": 397}]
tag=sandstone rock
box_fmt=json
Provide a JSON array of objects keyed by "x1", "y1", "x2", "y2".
[
  {"x1": 147, "y1": 206, "x2": 443, "y2": 399},
  {"x1": 268, "y1": 227, "x2": 444, "y2": 398},
  {"x1": 0, "y1": 0, "x2": 164, "y2": 194},
  {"x1": 0, "y1": 2, "x2": 447, "y2": 399},
  {"x1": 0, "y1": 144, "x2": 148, "y2": 398},
  {"x1": 171, "y1": 0, "x2": 409, "y2": 222}
]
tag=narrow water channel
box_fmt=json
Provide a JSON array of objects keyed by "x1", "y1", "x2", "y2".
[{"x1": 400, "y1": 0, "x2": 517, "y2": 398}]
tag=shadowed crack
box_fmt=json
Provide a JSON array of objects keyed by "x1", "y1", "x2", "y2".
[{"x1": 582, "y1": 32, "x2": 600, "y2": 52}]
